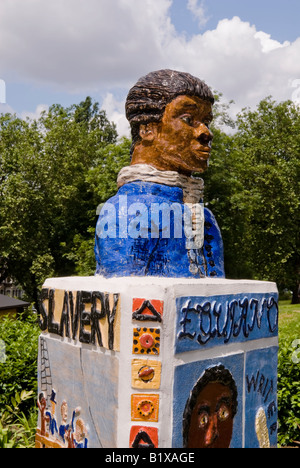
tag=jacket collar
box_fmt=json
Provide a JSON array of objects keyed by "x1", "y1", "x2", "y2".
[{"x1": 117, "y1": 164, "x2": 204, "y2": 204}]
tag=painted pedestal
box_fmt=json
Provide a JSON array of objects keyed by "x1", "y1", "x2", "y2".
[{"x1": 36, "y1": 276, "x2": 278, "y2": 449}]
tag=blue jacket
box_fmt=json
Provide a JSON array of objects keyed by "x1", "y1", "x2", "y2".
[{"x1": 95, "y1": 181, "x2": 225, "y2": 278}]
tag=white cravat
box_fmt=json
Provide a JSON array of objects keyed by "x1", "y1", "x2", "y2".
[{"x1": 117, "y1": 164, "x2": 204, "y2": 204}]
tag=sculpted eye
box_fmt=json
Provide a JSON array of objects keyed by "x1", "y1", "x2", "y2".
[
  {"x1": 181, "y1": 115, "x2": 194, "y2": 126},
  {"x1": 198, "y1": 411, "x2": 209, "y2": 428},
  {"x1": 217, "y1": 404, "x2": 230, "y2": 422}
]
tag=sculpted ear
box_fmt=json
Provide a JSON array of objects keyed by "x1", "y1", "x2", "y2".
[{"x1": 139, "y1": 123, "x2": 158, "y2": 142}]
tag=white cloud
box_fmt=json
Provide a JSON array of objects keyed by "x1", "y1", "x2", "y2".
[
  {"x1": 0, "y1": 1, "x2": 300, "y2": 133},
  {"x1": 254, "y1": 31, "x2": 290, "y2": 53},
  {"x1": 101, "y1": 93, "x2": 130, "y2": 138},
  {"x1": 290, "y1": 79, "x2": 300, "y2": 105},
  {"x1": 162, "y1": 16, "x2": 300, "y2": 113},
  {"x1": 0, "y1": 103, "x2": 15, "y2": 115},
  {"x1": 187, "y1": 0, "x2": 209, "y2": 29},
  {"x1": 21, "y1": 104, "x2": 49, "y2": 121},
  {"x1": 0, "y1": 0, "x2": 173, "y2": 91}
]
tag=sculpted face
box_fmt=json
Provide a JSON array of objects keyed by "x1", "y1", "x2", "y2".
[
  {"x1": 131, "y1": 95, "x2": 213, "y2": 175},
  {"x1": 187, "y1": 382, "x2": 234, "y2": 448}
]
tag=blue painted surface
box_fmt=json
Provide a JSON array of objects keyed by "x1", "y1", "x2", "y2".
[
  {"x1": 245, "y1": 347, "x2": 278, "y2": 448},
  {"x1": 40, "y1": 335, "x2": 119, "y2": 448},
  {"x1": 94, "y1": 181, "x2": 225, "y2": 278},
  {"x1": 175, "y1": 292, "x2": 278, "y2": 354},
  {"x1": 172, "y1": 354, "x2": 244, "y2": 448}
]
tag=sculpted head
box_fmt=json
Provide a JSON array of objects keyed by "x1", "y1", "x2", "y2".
[
  {"x1": 183, "y1": 365, "x2": 238, "y2": 449},
  {"x1": 125, "y1": 69, "x2": 214, "y2": 176}
]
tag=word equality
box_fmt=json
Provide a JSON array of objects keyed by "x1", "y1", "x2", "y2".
[
  {"x1": 177, "y1": 294, "x2": 278, "y2": 349},
  {"x1": 38, "y1": 289, "x2": 120, "y2": 350}
]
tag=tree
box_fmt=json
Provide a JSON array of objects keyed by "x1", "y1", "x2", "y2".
[
  {"x1": 0, "y1": 98, "x2": 118, "y2": 304},
  {"x1": 2, "y1": 94, "x2": 299, "y2": 304},
  {"x1": 204, "y1": 96, "x2": 300, "y2": 302},
  {"x1": 203, "y1": 94, "x2": 254, "y2": 279},
  {"x1": 203, "y1": 126, "x2": 254, "y2": 279},
  {"x1": 231, "y1": 98, "x2": 300, "y2": 302},
  {"x1": 65, "y1": 137, "x2": 131, "y2": 275}
]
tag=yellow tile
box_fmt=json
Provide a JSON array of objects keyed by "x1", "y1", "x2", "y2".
[{"x1": 131, "y1": 359, "x2": 162, "y2": 389}]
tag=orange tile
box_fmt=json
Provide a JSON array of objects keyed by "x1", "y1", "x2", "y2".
[
  {"x1": 132, "y1": 327, "x2": 160, "y2": 355},
  {"x1": 131, "y1": 394, "x2": 159, "y2": 422},
  {"x1": 129, "y1": 426, "x2": 158, "y2": 448},
  {"x1": 132, "y1": 298, "x2": 164, "y2": 322}
]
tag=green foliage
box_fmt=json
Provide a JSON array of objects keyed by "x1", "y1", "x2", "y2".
[
  {"x1": 1, "y1": 94, "x2": 299, "y2": 301},
  {"x1": 0, "y1": 313, "x2": 39, "y2": 448},
  {"x1": 0, "y1": 390, "x2": 37, "y2": 448},
  {"x1": 63, "y1": 227, "x2": 96, "y2": 276},
  {"x1": 0, "y1": 97, "x2": 118, "y2": 302},
  {"x1": 277, "y1": 338, "x2": 300, "y2": 446},
  {"x1": 204, "y1": 97, "x2": 300, "y2": 298},
  {"x1": 277, "y1": 301, "x2": 300, "y2": 446},
  {"x1": 0, "y1": 311, "x2": 39, "y2": 414},
  {"x1": 203, "y1": 127, "x2": 254, "y2": 279},
  {"x1": 66, "y1": 137, "x2": 131, "y2": 275},
  {"x1": 233, "y1": 98, "x2": 300, "y2": 291}
]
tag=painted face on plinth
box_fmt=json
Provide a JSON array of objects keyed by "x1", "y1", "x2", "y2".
[
  {"x1": 187, "y1": 382, "x2": 234, "y2": 448},
  {"x1": 131, "y1": 95, "x2": 213, "y2": 176}
]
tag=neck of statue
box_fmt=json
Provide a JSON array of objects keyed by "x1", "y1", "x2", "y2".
[{"x1": 117, "y1": 163, "x2": 204, "y2": 204}]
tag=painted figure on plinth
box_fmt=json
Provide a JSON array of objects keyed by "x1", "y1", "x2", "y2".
[
  {"x1": 36, "y1": 69, "x2": 279, "y2": 449},
  {"x1": 95, "y1": 70, "x2": 225, "y2": 279}
]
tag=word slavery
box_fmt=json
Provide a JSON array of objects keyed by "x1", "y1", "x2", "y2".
[{"x1": 38, "y1": 289, "x2": 120, "y2": 351}]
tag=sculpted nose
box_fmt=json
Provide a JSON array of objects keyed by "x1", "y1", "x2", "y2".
[
  {"x1": 197, "y1": 124, "x2": 213, "y2": 146},
  {"x1": 205, "y1": 414, "x2": 219, "y2": 447}
]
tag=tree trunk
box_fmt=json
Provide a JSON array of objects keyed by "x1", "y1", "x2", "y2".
[{"x1": 291, "y1": 283, "x2": 300, "y2": 305}]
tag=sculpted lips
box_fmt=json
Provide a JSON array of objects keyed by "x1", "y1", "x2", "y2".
[
  {"x1": 195, "y1": 135, "x2": 212, "y2": 157},
  {"x1": 198, "y1": 147, "x2": 210, "y2": 153},
  {"x1": 195, "y1": 146, "x2": 211, "y2": 158}
]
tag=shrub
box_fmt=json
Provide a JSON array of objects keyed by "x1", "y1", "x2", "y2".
[
  {"x1": 0, "y1": 390, "x2": 37, "y2": 448},
  {"x1": 277, "y1": 336, "x2": 300, "y2": 446},
  {"x1": 0, "y1": 311, "x2": 40, "y2": 416}
]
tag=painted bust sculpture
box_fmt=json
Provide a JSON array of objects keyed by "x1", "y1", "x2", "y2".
[
  {"x1": 37, "y1": 73, "x2": 279, "y2": 450},
  {"x1": 95, "y1": 69, "x2": 225, "y2": 278}
]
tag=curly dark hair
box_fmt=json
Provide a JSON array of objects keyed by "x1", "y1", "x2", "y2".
[
  {"x1": 182, "y1": 364, "x2": 238, "y2": 448},
  {"x1": 125, "y1": 69, "x2": 214, "y2": 155}
]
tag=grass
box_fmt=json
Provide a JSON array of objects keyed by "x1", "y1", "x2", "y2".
[{"x1": 278, "y1": 300, "x2": 300, "y2": 340}]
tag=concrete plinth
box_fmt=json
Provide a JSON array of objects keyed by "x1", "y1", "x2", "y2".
[{"x1": 36, "y1": 276, "x2": 278, "y2": 449}]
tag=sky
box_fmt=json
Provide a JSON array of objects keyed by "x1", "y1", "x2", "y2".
[{"x1": 1, "y1": 0, "x2": 300, "y2": 137}]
